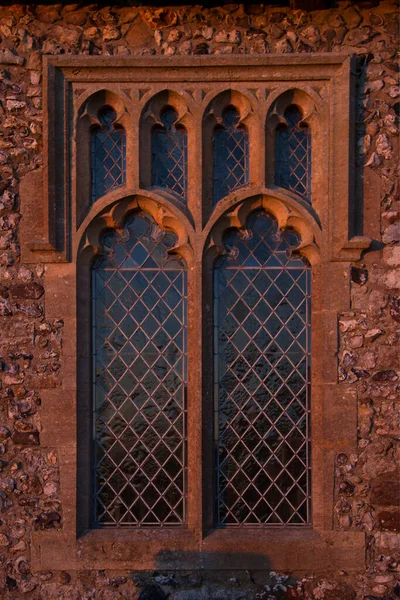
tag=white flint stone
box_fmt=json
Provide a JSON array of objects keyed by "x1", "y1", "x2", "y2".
[
  {"x1": 384, "y1": 270, "x2": 400, "y2": 289},
  {"x1": 167, "y1": 28, "x2": 182, "y2": 43},
  {"x1": 154, "y1": 29, "x2": 163, "y2": 46},
  {"x1": 376, "y1": 133, "x2": 392, "y2": 159},
  {"x1": 201, "y1": 26, "x2": 215, "y2": 40},
  {"x1": 365, "y1": 152, "x2": 382, "y2": 167}
]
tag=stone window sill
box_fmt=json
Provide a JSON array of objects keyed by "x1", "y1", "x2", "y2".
[{"x1": 31, "y1": 528, "x2": 365, "y2": 572}]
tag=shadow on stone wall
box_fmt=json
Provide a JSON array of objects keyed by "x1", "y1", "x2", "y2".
[
  {"x1": 354, "y1": 56, "x2": 387, "y2": 255},
  {"x1": 134, "y1": 551, "x2": 300, "y2": 600},
  {"x1": 156, "y1": 549, "x2": 272, "y2": 571}
]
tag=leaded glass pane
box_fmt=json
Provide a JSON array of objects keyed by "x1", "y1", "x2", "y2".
[
  {"x1": 213, "y1": 107, "x2": 249, "y2": 205},
  {"x1": 214, "y1": 211, "x2": 311, "y2": 526},
  {"x1": 91, "y1": 107, "x2": 126, "y2": 204},
  {"x1": 275, "y1": 106, "x2": 311, "y2": 202},
  {"x1": 92, "y1": 211, "x2": 187, "y2": 526},
  {"x1": 152, "y1": 107, "x2": 188, "y2": 201}
]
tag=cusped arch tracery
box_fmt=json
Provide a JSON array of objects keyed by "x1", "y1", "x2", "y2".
[
  {"x1": 205, "y1": 193, "x2": 320, "y2": 267},
  {"x1": 202, "y1": 88, "x2": 256, "y2": 123},
  {"x1": 78, "y1": 89, "x2": 129, "y2": 126},
  {"x1": 151, "y1": 107, "x2": 188, "y2": 201},
  {"x1": 141, "y1": 89, "x2": 194, "y2": 122},
  {"x1": 77, "y1": 193, "x2": 194, "y2": 267},
  {"x1": 213, "y1": 106, "x2": 250, "y2": 205},
  {"x1": 267, "y1": 88, "x2": 319, "y2": 129},
  {"x1": 88, "y1": 209, "x2": 189, "y2": 527},
  {"x1": 140, "y1": 90, "x2": 193, "y2": 203},
  {"x1": 202, "y1": 90, "x2": 256, "y2": 224},
  {"x1": 211, "y1": 206, "x2": 312, "y2": 526},
  {"x1": 76, "y1": 90, "x2": 130, "y2": 227},
  {"x1": 266, "y1": 89, "x2": 318, "y2": 206},
  {"x1": 90, "y1": 106, "x2": 127, "y2": 204}
]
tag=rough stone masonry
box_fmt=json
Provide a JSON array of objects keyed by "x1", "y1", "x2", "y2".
[{"x1": 0, "y1": 1, "x2": 399, "y2": 598}]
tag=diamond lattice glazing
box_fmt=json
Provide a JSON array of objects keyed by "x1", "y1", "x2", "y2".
[
  {"x1": 275, "y1": 106, "x2": 311, "y2": 202},
  {"x1": 92, "y1": 212, "x2": 187, "y2": 526},
  {"x1": 214, "y1": 211, "x2": 311, "y2": 526},
  {"x1": 213, "y1": 107, "x2": 249, "y2": 205},
  {"x1": 91, "y1": 107, "x2": 126, "y2": 204},
  {"x1": 152, "y1": 107, "x2": 188, "y2": 201}
]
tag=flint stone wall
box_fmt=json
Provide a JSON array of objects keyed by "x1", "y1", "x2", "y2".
[{"x1": 0, "y1": 1, "x2": 398, "y2": 598}]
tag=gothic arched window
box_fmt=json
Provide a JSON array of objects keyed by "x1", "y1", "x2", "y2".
[
  {"x1": 31, "y1": 56, "x2": 367, "y2": 575},
  {"x1": 91, "y1": 106, "x2": 126, "y2": 203},
  {"x1": 214, "y1": 211, "x2": 311, "y2": 525},
  {"x1": 275, "y1": 105, "x2": 311, "y2": 203},
  {"x1": 152, "y1": 107, "x2": 188, "y2": 202},
  {"x1": 213, "y1": 107, "x2": 249, "y2": 205},
  {"x1": 92, "y1": 211, "x2": 187, "y2": 526}
]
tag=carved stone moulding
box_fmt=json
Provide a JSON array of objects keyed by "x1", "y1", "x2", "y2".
[
  {"x1": 19, "y1": 55, "x2": 370, "y2": 265},
  {"x1": 204, "y1": 190, "x2": 320, "y2": 266},
  {"x1": 78, "y1": 192, "x2": 194, "y2": 268}
]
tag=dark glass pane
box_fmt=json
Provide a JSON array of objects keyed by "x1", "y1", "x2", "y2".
[
  {"x1": 91, "y1": 107, "x2": 126, "y2": 204},
  {"x1": 213, "y1": 107, "x2": 249, "y2": 204},
  {"x1": 275, "y1": 105, "x2": 311, "y2": 203},
  {"x1": 92, "y1": 211, "x2": 187, "y2": 527},
  {"x1": 152, "y1": 107, "x2": 188, "y2": 202},
  {"x1": 214, "y1": 211, "x2": 311, "y2": 526}
]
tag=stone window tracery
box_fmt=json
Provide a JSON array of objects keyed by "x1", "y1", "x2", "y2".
[
  {"x1": 151, "y1": 107, "x2": 188, "y2": 202},
  {"x1": 213, "y1": 106, "x2": 249, "y2": 205},
  {"x1": 92, "y1": 211, "x2": 187, "y2": 527},
  {"x1": 214, "y1": 211, "x2": 311, "y2": 526},
  {"x1": 25, "y1": 56, "x2": 370, "y2": 571},
  {"x1": 91, "y1": 106, "x2": 126, "y2": 204},
  {"x1": 87, "y1": 86, "x2": 313, "y2": 528},
  {"x1": 275, "y1": 106, "x2": 311, "y2": 203}
]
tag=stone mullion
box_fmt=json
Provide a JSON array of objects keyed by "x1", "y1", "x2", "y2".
[
  {"x1": 187, "y1": 104, "x2": 208, "y2": 536},
  {"x1": 187, "y1": 105, "x2": 203, "y2": 229},
  {"x1": 128, "y1": 89, "x2": 140, "y2": 190},
  {"x1": 250, "y1": 103, "x2": 265, "y2": 190},
  {"x1": 200, "y1": 252, "x2": 216, "y2": 535},
  {"x1": 186, "y1": 245, "x2": 204, "y2": 537}
]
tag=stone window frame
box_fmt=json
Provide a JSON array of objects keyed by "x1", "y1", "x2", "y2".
[{"x1": 20, "y1": 55, "x2": 371, "y2": 572}]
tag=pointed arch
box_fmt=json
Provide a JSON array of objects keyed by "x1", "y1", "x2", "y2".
[
  {"x1": 275, "y1": 105, "x2": 311, "y2": 202},
  {"x1": 151, "y1": 106, "x2": 188, "y2": 201},
  {"x1": 90, "y1": 210, "x2": 188, "y2": 526},
  {"x1": 267, "y1": 90, "x2": 317, "y2": 205},
  {"x1": 76, "y1": 90, "x2": 129, "y2": 226},
  {"x1": 140, "y1": 90, "x2": 192, "y2": 204},
  {"x1": 204, "y1": 191, "x2": 320, "y2": 267},
  {"x1": 203, "y1": 90, "x2": 256, "y2": 224},
  {"x1": 213, "y1": 208, "x2": 311, "y2": 526},
  {"x1": 213, "y1": 106, "x2": 249, "y2": 204},
  {"x1": 91, "y1": 106, "x2": 127, "y2": 203}
]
